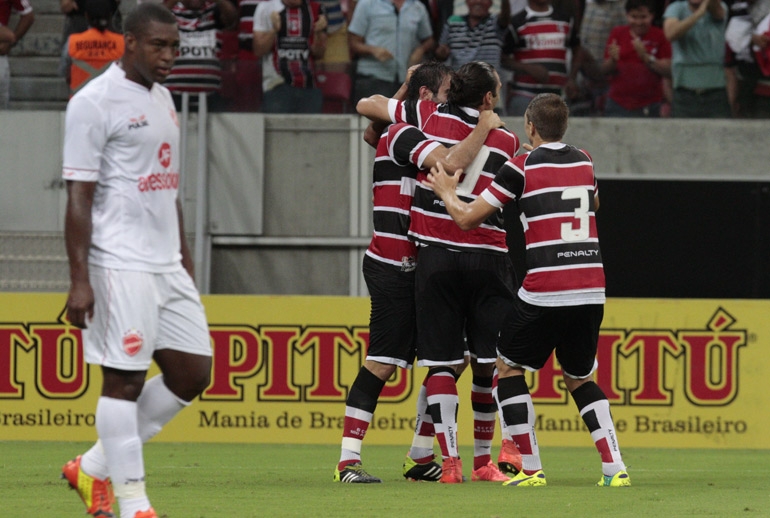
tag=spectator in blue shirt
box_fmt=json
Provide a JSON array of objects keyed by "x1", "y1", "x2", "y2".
[{"x1": 348, "y1": 0, "x2": 434, "y2": 102}]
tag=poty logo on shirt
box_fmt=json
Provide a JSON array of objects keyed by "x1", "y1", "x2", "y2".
[
  {"x1": 128, "y1": 114, "x2": 150, "y2": 130},
  {"x1": 158, "y1": 142, "x2": 172, "y2": 169},
  {"x1": 277, "y1": 48, "x2": 310, "y2": 60},
  {"x1": 525, "y1": 32, "x2": 567, "y2": 50}
]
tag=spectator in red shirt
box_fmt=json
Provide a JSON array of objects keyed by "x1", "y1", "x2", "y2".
[{"x1": 601, "y1": 0, "x2": 672, "y2": 117}]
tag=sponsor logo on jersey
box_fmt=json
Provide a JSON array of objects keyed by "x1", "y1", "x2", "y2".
[
  {"x1": 158, "y1": 142, "x2": 172, "y2": 169},
  {"x1": 179, "y1": 45, "x2": 217, "y2": 57},
  {"x1": 122, "y1": 330, "x2": 144, "y2": 356},
  {"x1": 525, "y1": 32, "x2": 567, "y2": 50},
  {"x1": 277, "y1": 48, "x2": 310, "y2": 60},
  {"x1": 138, "y1": 172, "x2": 179, "y2": 192},
  {"x1": 557, "y1": 250, "x2": 600, "y2": 258},
  {"x1": 128, "y1": 115, "x2": 149, "y2": 130}
]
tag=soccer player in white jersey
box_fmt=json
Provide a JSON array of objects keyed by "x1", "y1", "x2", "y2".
[
  {"x1": 425, "y1": 93, "x2": 630, "y2": 488},
  {"x1": 60, "y1": 4, "x2": 212, "y2": 517}
]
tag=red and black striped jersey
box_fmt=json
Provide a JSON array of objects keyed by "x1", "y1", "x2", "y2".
[
  {"x1": 482, "y1": 142, "x2": 605, "y2": 306},
  {"x1": 366, "y1": 123, "x2": 442, "y2": 271},
  {"x1": 256, "y1": 0, "x2": 324, "y2": 89},
  {"x1": 387, "y1": 99, "x2": 519, "y2": 254},
  {"x1": 503, "y1": 7, "x2": 579, "y2": 98},
  {"x1": 167, "y1": 1, "x2": 227, "y2": 94},
  {"x1": 238, "y1": 0, "x2": 267, "y2": 52}
]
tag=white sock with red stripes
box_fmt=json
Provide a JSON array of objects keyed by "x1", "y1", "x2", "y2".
[
  {"x1": 425, "y1": 368, "x2": 460, "y2": 459},
  {"x1": 497, "y1": 375, "x2": 542, "y2": 474},
  {"x1": 338, "y1": 366, "x2": 385, "y2": 469},
  {"x1": 408, "y1": 375, "x2": 436, "y2": 463}
]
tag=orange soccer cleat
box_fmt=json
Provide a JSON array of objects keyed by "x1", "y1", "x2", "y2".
[
  {"x1": 471, "y1": 460, "x2": 510, "y2": 482},
  {"x1": 497, "y1": 439, "x2": 523, "y2": 476},
  {"x1": 61, "y1": 455, "x2": 115, "y2": 517},
  {"x1": 439, "y1": 457, "x2": 463, "y2": 484}
]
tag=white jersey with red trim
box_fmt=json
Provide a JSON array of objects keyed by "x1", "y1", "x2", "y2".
[
  {"x1": 387, "y1": 98, "x2": 519, "y2": 254},
  {"x1": 62, "y1": 63, "x2": 183, "y2": 273},
  {"x1": 482, "y1": 142, "x2": 605, "y2": 306}
]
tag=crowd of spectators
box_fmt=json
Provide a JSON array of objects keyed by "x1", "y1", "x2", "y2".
[{"x1": 1, "y1": 0, "x2": 769, "y2": 117}]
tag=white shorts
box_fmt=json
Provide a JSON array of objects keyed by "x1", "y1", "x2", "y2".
[{"x1": 83, "y1": 266, "x2": 212, "y2": 371}]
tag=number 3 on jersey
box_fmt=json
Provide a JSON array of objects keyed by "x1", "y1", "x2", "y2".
[{"x1": 561, "y1": 187, "x2": 590, "y2": 242}]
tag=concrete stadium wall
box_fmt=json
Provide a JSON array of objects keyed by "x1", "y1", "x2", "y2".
[{"x1": 1, "y1": 112, "x2": 768, "y2": 295}]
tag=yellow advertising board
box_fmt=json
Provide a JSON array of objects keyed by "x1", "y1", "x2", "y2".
[{"x1": 0, "y1": 293, "x2": 765, "y2": 448}]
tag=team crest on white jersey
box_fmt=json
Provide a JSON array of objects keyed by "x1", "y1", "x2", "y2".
[
  {"x1": 128, "y1": 114, "x2": 149, "y2": 130},
  {"x1": 158, "y1": 142, "x2": 172, "y2": 169},
  {"x1": 122, "y1": 329, "x2": 144, "y2": 356}
]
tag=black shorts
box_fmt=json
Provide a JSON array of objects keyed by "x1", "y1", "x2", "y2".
[
  {"x1": 363, "y1": 255, "x2": 417, "y2": 368},
  {"x1": 415, "y1": 246, "x2": 516, "y2": 366},
  {"x1": 497, "y1": 297, "x2": 604, "y2": 379}
]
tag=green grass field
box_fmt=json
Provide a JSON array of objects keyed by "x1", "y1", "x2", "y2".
[{"x1": 3, "y1": 441, "x2": 768, "y2": 517}]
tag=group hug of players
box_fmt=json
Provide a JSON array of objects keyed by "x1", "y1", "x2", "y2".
[{"x1": 334, "y1": 60, "x2": 630, "y2": 488}]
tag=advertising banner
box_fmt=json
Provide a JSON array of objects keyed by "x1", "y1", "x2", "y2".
[{"x1": 0, "y1": 294, "x2": 764, "y2": 448}]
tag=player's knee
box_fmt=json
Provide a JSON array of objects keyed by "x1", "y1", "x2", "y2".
[
  {"x1": 364, "y1": 360, "x2": 397, "y2": 381},
  {"x1": 163, "y1": 359, "x2": 212, "y2": 401}
]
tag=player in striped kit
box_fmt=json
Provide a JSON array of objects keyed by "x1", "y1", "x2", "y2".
[
  {"x1": 357, "y1": 61, "x2": 521, "y2": 484},
  {"x1": 424, "y1": 93, "x2": 630, "y2": 488},
  {"x1": 335, "y1": 63, "x2": 505, "y2": 483}
]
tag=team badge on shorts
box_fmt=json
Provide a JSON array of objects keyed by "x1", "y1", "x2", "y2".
[
  {"x1": 401, "y1": 255, "x2": 416, "y2": 272},
  {"x1": 122, "y1": 330, "x2": 144, "y2": 356}
]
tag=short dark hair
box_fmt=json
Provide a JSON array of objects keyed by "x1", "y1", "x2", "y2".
[
  {"x1": 83, "y1": 0, "x2": 117, "y2": 31},
  {"x1": 447, "y1": 61, "x2": 498, "y2": 109},
  {"x1": 123, "y1": 3, "x2": 177, "y2": 38},
  {"x1": 625, "y1": 0, "x2": 654, "y2": 13},
  {"x1": 406, "y1": 61, "x2": 453, "y2": 102},
  {"x1": 525, "y1": 93, "x2": 569, "y2": 141}
]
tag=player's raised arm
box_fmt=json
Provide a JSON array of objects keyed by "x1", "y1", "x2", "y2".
[
  {"x1": 423, "y1": 162, "x2": 497, "y2": 230},
  {"x1": 386, "y1": 111, "x2": 503, "y2": 175},
  {"x1": 356, "y1": 94, "x2": 393, "y2": 123},
  {"x1": 424, "y1": 110, "x2": 504, "y2": 173}
]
